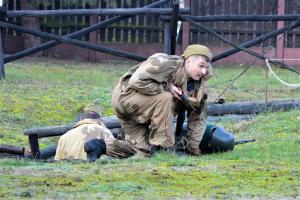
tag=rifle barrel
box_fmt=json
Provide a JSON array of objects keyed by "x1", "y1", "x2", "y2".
[{"x1": 235, "y1": 139, "x2": 256, "y2": 145}]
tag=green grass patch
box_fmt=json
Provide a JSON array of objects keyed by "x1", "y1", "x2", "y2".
[{"x1": 0, "y1": 58, "x2": 299, "y2": 199}]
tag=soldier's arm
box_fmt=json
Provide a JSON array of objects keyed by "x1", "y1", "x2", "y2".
[{"x1": 128, "y1": 54, "x2": 181, "y2": 95}]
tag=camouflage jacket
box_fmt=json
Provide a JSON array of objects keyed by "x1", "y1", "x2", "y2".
[
  {"x1": 54, "y1": 119, "x2": 115, "y2": 160},
  {"x1": 120, "y1": 53, "x2": 213, "y2": 105},
  {"x1": 118, "y1": 53, "x2": 213, "y2": 149}
]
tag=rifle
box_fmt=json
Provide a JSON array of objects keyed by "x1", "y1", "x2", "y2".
[
  {"x1": 175, "y1": 93, "x2": 199, "y2": 137},
  {"x1": 235, "y1": 139, "x2": 256, "y2": 145},
  {"x1": 179, "y1": 93, "x2": 197, "y2": 113}
]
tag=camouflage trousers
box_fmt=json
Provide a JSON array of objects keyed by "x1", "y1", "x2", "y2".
[{"x1": 112, "y1": 87, "x2": 175, "y2": 152}]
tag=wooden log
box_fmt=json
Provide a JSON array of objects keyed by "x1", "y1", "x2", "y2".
[
  {"x1": 39, "y1": 145, "x2": 57, "y2": 159},
  {"x1": 24, "y1": 99, "x2": 300, "y2": 138},
  {"x1": 208, "y1": 99, "x2": 300, "y2": 116},
  {"x1": 0, "y1": 145, "x2": 25, "y2": 155},
  {"x1": 24, "y1": 116, "x2": 123, "y2": 138},
  {"x1": 6, "y1": 8, "x2": 190, "y2": 18},
  {"x1": 0, "y1": 21, "x2": 146, "y2": 62},
  {"x1": 4, "y1": 0, "x2": 169, "y2": 64}
]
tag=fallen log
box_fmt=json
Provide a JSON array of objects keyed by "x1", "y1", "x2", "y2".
[
  {"x1": 24, "y1": 99, "x2": 300, "y2": 138},
  {"x1": 24, "y1": 145, "x2": 57, "y2": 159},
  {"x1": 23, "y1": 116, "x2": 124, "y2": 138},
  {"x1": 208, "y1": 99, "x2": 300, "y2": 116},
  {"x1": 0, "y1": 145, "x2": 25, "y2": 155}
]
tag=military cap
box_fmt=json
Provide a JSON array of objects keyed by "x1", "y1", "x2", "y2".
[
  {"x1": 83, "y1": 104, "x2": 102, "y2": 116},
  {"x1": 183, "y1": 44, "x2": 212, "y2": 61}
]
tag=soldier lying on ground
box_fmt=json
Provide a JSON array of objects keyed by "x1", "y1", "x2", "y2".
[
  {"x1": 54, "y1": 104, "x2": 116, "y2": 161},
  {"x1": 112, "y1": 44, "x2": 214, "y2": 156},
  {"x1": 54, "y1": 104, "x2": 145, "y2": 161}
]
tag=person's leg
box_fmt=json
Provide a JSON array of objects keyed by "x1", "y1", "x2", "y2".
[
  {"x1": 120, "y1": 118, "x2": 151, "y2": 152},
  {"x1": 149, "y1": 92, "x2": 175, "y2": 148},
  {"x1": 113, "y1": 87, "x2": 175, "y2": 150}
]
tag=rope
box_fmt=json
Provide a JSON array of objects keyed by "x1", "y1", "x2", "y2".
[{"x1": 265, "y1": 59, "x2": 300, "y2": 88}]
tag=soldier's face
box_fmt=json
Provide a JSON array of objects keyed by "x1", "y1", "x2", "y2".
[{"x1": 185, "y1": 56, "x2": 209, "y2": 80}]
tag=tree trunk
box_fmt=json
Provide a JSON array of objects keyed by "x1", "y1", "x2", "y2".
[{"x1": 20, "y1": 0, "x2": 42, "y2": 56}]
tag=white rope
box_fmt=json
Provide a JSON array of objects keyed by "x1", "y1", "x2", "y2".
[{"x1": 265, "y1": 59, "x2": 300, "y2": 88}]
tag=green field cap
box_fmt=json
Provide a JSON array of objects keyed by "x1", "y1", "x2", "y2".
[{"x1": 183, "y1": 44, "x2": 212, "y2": 61}]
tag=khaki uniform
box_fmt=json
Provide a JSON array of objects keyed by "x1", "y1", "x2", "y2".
[
  {"x1": 112, "y1": 53, "x2": 213, "y2": 153},
  {"x1": 54, "y1": 119, "x2": 115, "y2": 160}
]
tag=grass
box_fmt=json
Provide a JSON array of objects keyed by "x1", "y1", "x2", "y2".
[{"x1": 0, "y1": 57, "x2": 299, "y2": 199}]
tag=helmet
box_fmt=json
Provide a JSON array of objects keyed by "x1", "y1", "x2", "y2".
[
  {"x1": 210, "y1": 126, "x2": 235, "y2": 152},
  {"x1": 200, "y1": 124, "x2": 235, "y2": 153}
]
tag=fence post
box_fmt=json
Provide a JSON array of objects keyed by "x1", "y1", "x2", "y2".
[
  {"x1": 0, "y1": 3, "x2": 6, "y2": 80},
  {"x1": 276, "y1": 0, "x2": 285, "y2": 61},
  {"x1": 182, "y1": 0, "x2": 190, "y2": 51},
  {"x1": 170, "y1": 0, "x2": 179, "y2": 55}
]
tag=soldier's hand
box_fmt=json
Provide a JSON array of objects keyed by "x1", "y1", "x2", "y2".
[{"x1": 170, "y1": 84, "x2": 182, "y2": 100}]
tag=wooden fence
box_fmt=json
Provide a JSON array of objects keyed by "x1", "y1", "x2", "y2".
[
  {"x1": 6, "y1": 0, "x2": 166, "y2": 44},
  {"x1": 190, "y1": 0, "x2": 278, "y2": 47},
  {"x1": 285, "y1": 0, "x2": 300, "y2": 48},
  {"x1": 2, "y1": 0, "x2": 300, "y2": 67},
  {"x1": 6, "y1": 0, "x2": 300, "y2": 47}
]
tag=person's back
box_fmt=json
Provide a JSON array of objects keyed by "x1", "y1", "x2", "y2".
[{"x1": 54, "y1": 104, "x2": 115, "y2": 161}]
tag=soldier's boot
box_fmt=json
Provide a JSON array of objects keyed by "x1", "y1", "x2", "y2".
[
  {"x1": 150, "y1": 145, "x2": 176, "y2": 156},
  {"x1": 84, "y1": 139, "x2": 106, "y2": 162},
  {"x1": 186, "y1": 145, "x2": 201, "y2": 156}
]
